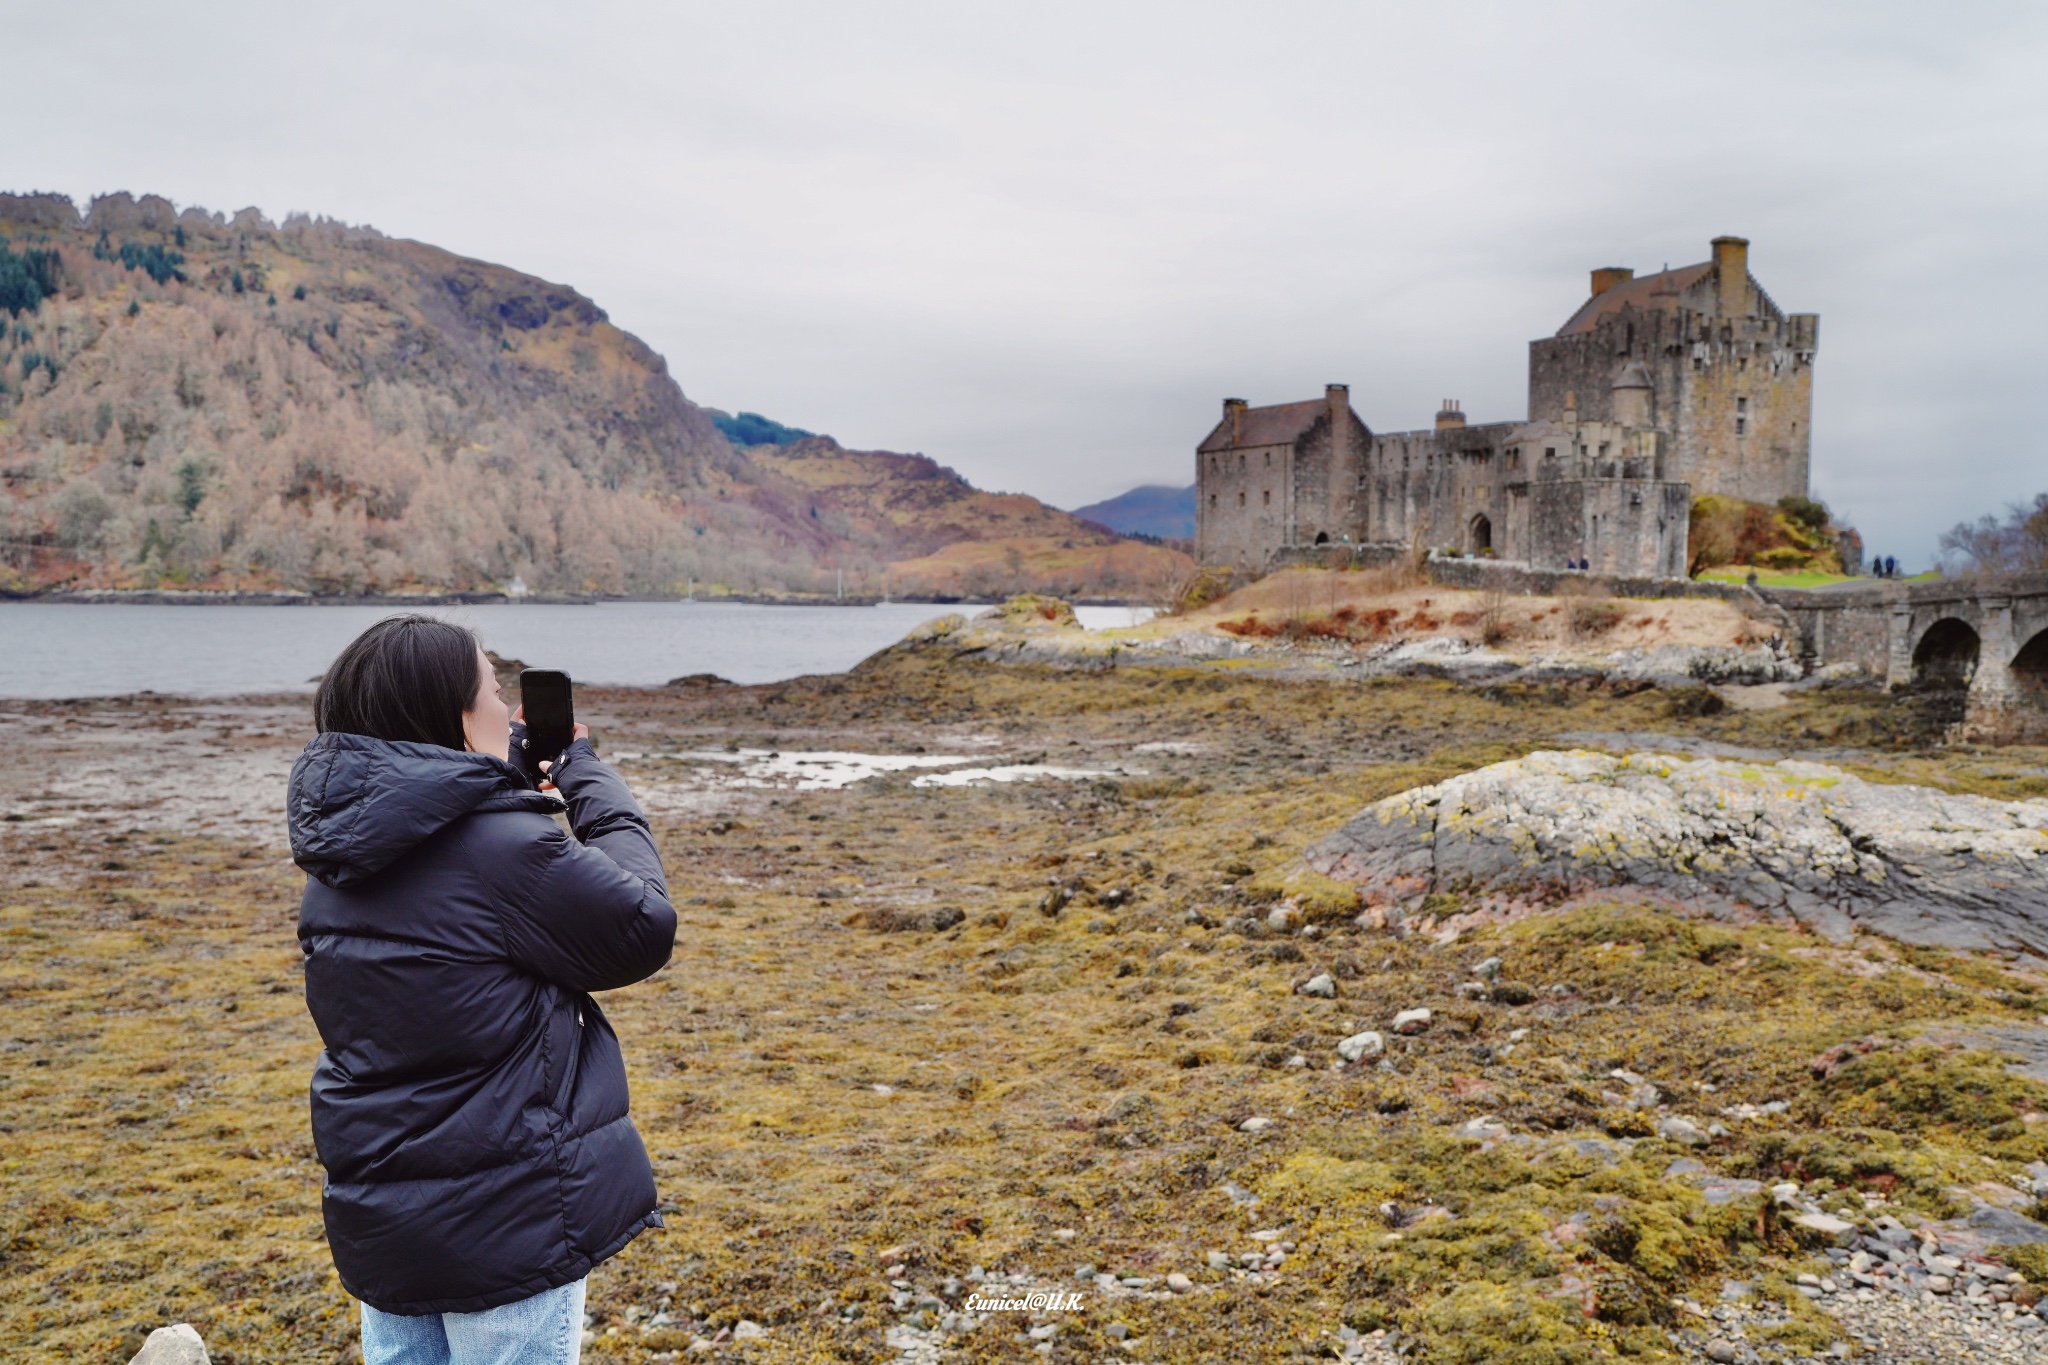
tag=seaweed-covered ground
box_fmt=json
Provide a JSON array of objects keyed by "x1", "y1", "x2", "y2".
[{"x1": 9, "y1": 645, "x2": 2048, "y2": 1363}]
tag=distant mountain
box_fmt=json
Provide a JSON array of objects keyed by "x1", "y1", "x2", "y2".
[
  {"x1": 1070, "y1": 484, "x2": 1196, "y2": 540},
  {"x1": 749, "y1": 439, "x2": 1182, "y2": 597},
  {"x1": 0, "y1": 191, "x2": 1188, "y2": 598}
]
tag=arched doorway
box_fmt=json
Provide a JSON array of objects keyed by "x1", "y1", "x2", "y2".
[
  {"x1": 2012, "y1": 630, "x2": 2048, "y2": 707},
  {"x1": 1912, "y1": 618, "x2": 1980, "y2": 689},
  {"x1": 1314, "y1": 531, "x2": 1330, "y2": 545},
  {"x1": 1469, "y1": 514, "x2": 1492, "y2": 554}
]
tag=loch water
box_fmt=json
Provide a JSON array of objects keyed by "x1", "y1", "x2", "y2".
[{"x1": 0, "y1": 601, "x2": 1153, "y2": 699}]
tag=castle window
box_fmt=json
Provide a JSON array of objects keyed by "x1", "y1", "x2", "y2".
[
  {"x1": 1265, "y1": 451, "x2": 1272, "y2": 467},
  {"x1": 1209, "y1": 494, "x2": 1217, "y2": 508},
  {"x1": 1237, "y1": 491, "x2": 1245, "y2": 507},
  {"x1": 1544, "y1": 447, "x2": 1555, "y2": 459},
  {"x1": 1262, "y1": 489, "x2": 1271, "y2": 506},
  {"x1": 1736, "y1": 397, "x2": 1748, "y2": 412},
  {"x1": 1735, "y1": 417, "x2": 1746, "y2": 435}
]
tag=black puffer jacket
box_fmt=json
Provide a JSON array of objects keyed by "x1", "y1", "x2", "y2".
[{"x1": 289, "y1": 732, "x2": 675, "y2": 1315}]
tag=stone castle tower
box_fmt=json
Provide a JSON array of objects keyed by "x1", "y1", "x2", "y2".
[
  {"x1": 1530, "y1": 236, "x2": 1818, "y2": 505},
  {"x1": 1196, "y1": 236, "x2": 1819, "y2": 577}
]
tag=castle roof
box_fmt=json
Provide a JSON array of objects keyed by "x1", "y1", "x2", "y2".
[
  {"x1": 1197, "y1": 398, "x2": 1330, "y2": 453},
  {"x1": 1555, "y1": 261, "x2": 1712, "y2": 336}
]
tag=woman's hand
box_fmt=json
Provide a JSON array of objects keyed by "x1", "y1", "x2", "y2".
[{"x1": 533, "y1": 722, "x2": 590, "y2": 791}]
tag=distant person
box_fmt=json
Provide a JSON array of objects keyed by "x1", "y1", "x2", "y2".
[{"x1": 288, "y1": 616, "x2": 675, "y2": 1365}]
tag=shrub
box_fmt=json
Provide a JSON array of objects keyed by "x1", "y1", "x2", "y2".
[
  {"x1": 1689, "y1": 494, "x2": 1844, "y2": 576},
  {"x1": 1567, "y1": 597, "x2": 1624, "y2": 638},
  {"x1": 714, "y1": 410, "x2": 814, "y2": 447}
]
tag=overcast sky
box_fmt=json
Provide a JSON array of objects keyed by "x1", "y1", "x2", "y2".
[{"x1": 9, "y1": 0, "x2": 2047, "y2": 564}]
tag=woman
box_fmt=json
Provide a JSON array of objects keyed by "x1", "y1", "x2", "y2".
[{"x1": 289, "y1": 616, "x2": 676, "y2": 1365}]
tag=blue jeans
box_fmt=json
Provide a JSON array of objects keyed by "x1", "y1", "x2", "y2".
[{"x1": 360, "y1": 1278, "x2": 585, "y2": 1365}]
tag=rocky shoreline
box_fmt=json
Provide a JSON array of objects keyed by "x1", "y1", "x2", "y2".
[
  {"x1": 1308, "y1": 750, "x2": 2048, "y2": 953},
  {"x1": 15, "y1": 656, "x2": 2048, "y2": 1364}
]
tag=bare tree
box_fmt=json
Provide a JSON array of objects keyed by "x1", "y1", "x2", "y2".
[{"x1": 1939, "y1": 494, "x2": 2048, "y2": 577}]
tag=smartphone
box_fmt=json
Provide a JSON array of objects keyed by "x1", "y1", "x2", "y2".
[{"x1": 518, "y1": 669, "x2": 576, "y2": 763}]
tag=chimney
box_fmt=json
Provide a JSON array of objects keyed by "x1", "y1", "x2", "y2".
[
  {"x1": 1590, "y1": 267, "x2": 1633, "y2": 298},
  {"x1": 1435, "y1": 399, "x2": 1465, "y2": 431},
  {"x1": 1326, "y1": 383, "x2": 1349, "y2": 431},
  {"x1": 1223, "y1": 397, "x2": 1246, "y2": 446},
  {"x1": 1712, "y1": 235, "x2": 1749, "y2": 317},
  {"x1": 1563, "y1": 389, "x2": 1578, "y2": 429}
]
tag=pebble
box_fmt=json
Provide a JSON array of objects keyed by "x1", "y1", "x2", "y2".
[
  {"x1": 1392, "y1": 1007, "x2": 1431, "y2": 1034},
  {"x1": 1298, "y1": 973, "x2": 1337, "y2": 997},
  {"x1": 1239, "y1": 1116, "x2": 1275, "y2": 1132},
  {"x1": 1657, "y1": 1116, "x2": 1706, "y2": 1145},
  {"x1": 1337, "y1": 1030, "x2": 1385, "y2": 1062},
  {"x1": 1166, "y1": 1272, "x2": 1193, "y2": 1293}
]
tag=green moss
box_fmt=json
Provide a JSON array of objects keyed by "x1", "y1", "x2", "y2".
[
  {"x1": 1826, "y1": 1044, "x2": 2048, "y2": 1147},
  {"x1": 1244, "y1": 863, "x2": 1364, "y2": 924},
  {"x1": 2001, "y1": 1244, "x2": 2048, "y2": 1283},
  {"x1": 1410, "y1": 1282, "x2": 1595, "y2": 1365}
]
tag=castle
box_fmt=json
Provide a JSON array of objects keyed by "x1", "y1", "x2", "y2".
[{"x1": 1195, "y1": 237, "x2": 1819, "y2": 579}]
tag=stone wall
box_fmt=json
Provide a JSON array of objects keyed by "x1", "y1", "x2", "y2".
[
  {"x1": 1526, "y1": 479, "x2": 1689, "y2": 579},
  {"x1": 1363, "y1": 422, "x2": 1518, "y2": 554},
  {"x1": 1292, "y1": 408, "x2": 1371, "y2": 548},
  {"x1": 1419, "y1": 554, "x2": 1762, "y2": 603},
  {"x1": 1196, "y1": 439, "x2": 1295, "y2": 573}
]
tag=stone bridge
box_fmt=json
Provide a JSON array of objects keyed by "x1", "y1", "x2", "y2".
[{"x1": 1768, "y1": 573, "x2": 2048, "y2": 740}]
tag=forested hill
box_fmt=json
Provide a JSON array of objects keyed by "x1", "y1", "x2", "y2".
[{"x1": 0, "y1": 192, "x2": 1183, "y2": 598}]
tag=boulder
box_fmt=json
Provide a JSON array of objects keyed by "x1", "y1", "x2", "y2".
[
  {"x1": 1791, "y1": 1212, "x2": 1859, "y2": 1246},
  {"x1": 1963, "y1": 1205, "x2": 2048, "y2": 1247},
  {"x1": 1308, "y1": 750, "x2": 2048, "y2": 953},
  {"x1": 130, "y1": 1325, "x2": 209, "y2": 1365}
]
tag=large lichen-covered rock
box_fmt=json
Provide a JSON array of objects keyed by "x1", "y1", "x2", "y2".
[
  {"x1": 1306, "y1": 750, "x2": 2048, "y2": 952},
  {"x1": 130, "y1": 1324, "x2": 210, "y2": 1365}
]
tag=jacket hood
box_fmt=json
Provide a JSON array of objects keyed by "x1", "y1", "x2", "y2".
[{"x1": 289, "y1": 732, "x2": 555, "y2": 888}]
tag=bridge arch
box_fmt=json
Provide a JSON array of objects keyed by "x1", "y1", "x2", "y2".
[
  {"x1": 2012, "y1": 628, "x2": 2048, "y2": 706},
  {"x1": 1912, "y1": 617, "x2": 1980, "y2": 688}
]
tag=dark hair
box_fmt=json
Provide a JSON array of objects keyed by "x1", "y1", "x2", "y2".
[{"x1": 315, "y1": 615, "x2": 486, "y2": 751}]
